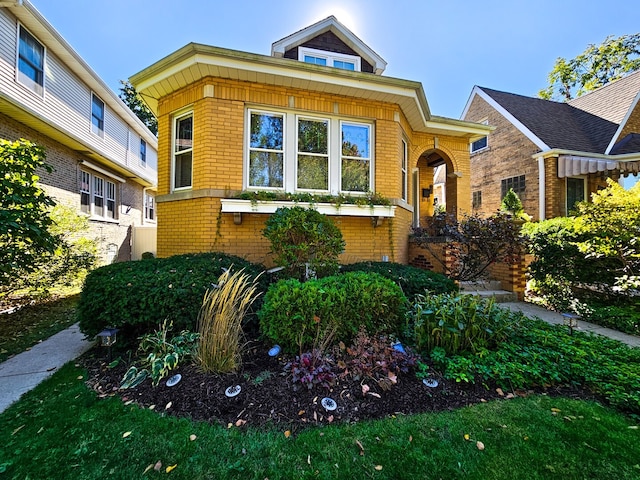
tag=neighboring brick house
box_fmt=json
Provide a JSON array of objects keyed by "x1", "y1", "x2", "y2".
[
  {"x1": 462, "y1": 71, "x2": 640, "y2": 220},
  {"x1": 0, "y1": 1, "x2": 158, "y2": 262},
  {"x1": 130, "y1": 16, "x2": 490, "y2": 265}
]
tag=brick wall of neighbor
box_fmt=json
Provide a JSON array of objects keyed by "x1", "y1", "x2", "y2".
[
  {"x1": 464, "y1": 96, "x2": 542, "y2": 220},
  {"x1": 619, "y1": 104, "x2": 640, "y2": 139},
  {"x1": 0, "y1": 112, "x2": 145, "y2": 263},
  {"x1": 155, "y1": 77, "x2": 472, "y2": 264}
]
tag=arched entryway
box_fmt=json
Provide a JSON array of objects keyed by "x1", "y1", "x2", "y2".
[{"x1": 412, "y1": 148, "x2": 464, "y2": 227}]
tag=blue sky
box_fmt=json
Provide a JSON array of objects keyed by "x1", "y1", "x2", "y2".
[{"x1": 32, "y1": 0, "x2": 639, "y2": 120}]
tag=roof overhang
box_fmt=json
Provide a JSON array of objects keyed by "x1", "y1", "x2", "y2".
[
  {"x1": 131, "y1": 43, "x2": 491, "y2": 139},
  {"x1": 271, "y1": 16, "x2": 387, "y2": 75}
]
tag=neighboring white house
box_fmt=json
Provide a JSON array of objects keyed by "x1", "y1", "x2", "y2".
[{"x1": 0, "y1": 0, "x2": 158, "y2": 261}]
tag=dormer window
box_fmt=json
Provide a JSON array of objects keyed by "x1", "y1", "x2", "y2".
[{"x1": 299, "y1": 47, "x2": 360, "y2": 72}]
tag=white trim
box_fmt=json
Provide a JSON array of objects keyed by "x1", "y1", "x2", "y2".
[
  {"x1": 605, "y1": 91, "x2": 640, "y2": 154},
  {"x1": 462, "y1": 86, "x2": 549, "y2": 151},
  {"x1": 537, "y1": 156, "x2": 545, "y2": 220},
  {"x1": 298, "y1": 46, "x2": 361, "y2": 72},
  {"x1": 220, "y1": 198, "x2": 395, "y2": 217},
  {"x1": 295, "y1": 114, "x2": 331, "y2": 192},
  {"x1": 81, "y1": 161, "x2": 126, "y2": 183}
]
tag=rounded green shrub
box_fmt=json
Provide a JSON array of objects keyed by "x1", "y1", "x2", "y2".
[
  {"x1": 339, "y1": 261, "x2": 457, "y2": 299},
  {"x1": 262, "y1": 206, "x2": 345, "y2": 280},
  {"x1": 258, "y1": 271, "x2": 407, "y2": 351},
  {"x1": 78, "y1": 252, "x2": 267, "y2": 338}
]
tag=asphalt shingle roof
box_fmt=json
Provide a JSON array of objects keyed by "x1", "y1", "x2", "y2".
[
  {"x1": 479, "y1": 87, "x2": 618, "y2": 154},
  {"x1": 478, "y1": 71, "x2": 640, "y2": 155}
]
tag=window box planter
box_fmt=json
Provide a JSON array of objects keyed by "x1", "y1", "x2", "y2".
[{"x1": 220, "y1": 198, "x2": 396, "y2": 217}]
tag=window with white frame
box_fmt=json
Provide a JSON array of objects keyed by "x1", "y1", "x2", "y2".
[
  {"x1": 17, "y1": 25, "x2": 44, "y2": 95},
  {"x1": 248, "y1": 111, "x2": 284, "y2": 188},
  {"x1": 80, "y1": 170, "x2": 117, "y2": 220},
  {"x1": 91, "y1": 94, "x2": 105, "y2": 137},
  {"x1": 297, "y1": 117, "x2": 329, "y2": 190},
  {"x1": 246, "y1": 109, "x2": 373, "y2": 194},
  {"x1": 144, "y1": 193, "x2": 155, "y2": 221},
  {"x1": 299, "y1": 47, "x2": 360, "y2": 72},
  {"x1": 401, "y1": 139, "x2": 408, "y2": 201},
  {"x1": 470, "y1": 120, "x2": 489, "y2": 153},
  {"x1": 173, "y1": 112, "x2": 193, "y2": 190},
  {"x1": 140, "y1": 139, "x2": 147, "y2": 167},
  {"x1": 80, "y1": 171, "x2": 91, "y2": 214}
]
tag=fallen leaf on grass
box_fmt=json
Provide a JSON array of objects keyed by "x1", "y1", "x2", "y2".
[
  {"x1": 307, "y1": 455, "x2": 311, "y2": 465},
  {"x1": 153, "y1": 461, "x2": 162, "y2": 471},
  {"x1": 122, "y1": 431, "x2": 132, "y2": 438},
  {"x1": 77, "y1": 375, "x2": 84, "y2": 380},
  {"x1": 375, "y1": 465, "x2": 383, "y2": 471},
  {"x1": 409, "y1": 435, "x2": 413, "y2": 443},
  {"x1": 143, "y1": 464, "x2": 154, "y2": 475},
  {"x1": 355, "y1": 440, "x2": 365, "y2": 455},
  {"x1": 166, "y1": 464, "x2": 177, "y2": 473},
  {"x1": 189, "y1": 434, "x2": 197, "y2": 441},
  {"x1": 284, "y1": 430, "x2": 291, "y2": 438},
  {"x1": 11, "y1": 425, "x2": 25, "y2": 436},
  {"x1": 551, "y1": 408, "x2": 561, "y2": 413},
  {"x1": 463, "y1": 434, "x2": 470, "y2": 441},
  {"x1": 476, "y1": 441, "x2": 485, "y2": 451},
  {"x1": 629, "y1": 426, "x2": 639, "y2": 430},
  {"x1": 235, "y1": 419, "x2": 247, "y2": 427}
]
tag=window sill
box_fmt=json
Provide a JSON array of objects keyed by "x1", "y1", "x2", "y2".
[{"x1": 220, "y1": 198, "x2": 396, "y2": 217}]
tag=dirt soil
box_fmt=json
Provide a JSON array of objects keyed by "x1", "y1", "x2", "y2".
[{"x1": 82, "y1": 343, "x2": 597, "y2": 432}]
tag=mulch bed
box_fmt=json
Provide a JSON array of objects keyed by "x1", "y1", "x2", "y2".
[{"x1": 82, "y1": 343, "x2": 599, "y2": 432}]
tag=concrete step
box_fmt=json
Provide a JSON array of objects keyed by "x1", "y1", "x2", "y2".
[
  {"x1": 461, "y1": 289, "x2": 518, "y2": 303},
  {"x1": 460, "y1": 280, "x2": 503, "y2": 291}
]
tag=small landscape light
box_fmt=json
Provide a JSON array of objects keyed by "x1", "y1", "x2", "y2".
[
  {"x1": 321, "y1": 397, "x2": 337, "y2": 411},
  {"x1": 561, "y1": 313, "x2": 580, "y2": 335},
  {"x1": 225, "y1": 385, "x2": 241, "y2": 398},
  {"x1": 96, "y1": 327, "x2": 119, "y2": 361},
  {"x1": 423, "y1": 378, "x2": 439, "y2": 388}
]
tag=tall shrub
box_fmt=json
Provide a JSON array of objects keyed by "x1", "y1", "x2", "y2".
[
  {"x1": 78, "y1": 252, "x2": 266, "y2": 337},
  {"x1": 262, "y1": 206, "x2": 345, "y2": 281}
]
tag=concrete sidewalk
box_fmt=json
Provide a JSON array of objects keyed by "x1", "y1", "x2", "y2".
[
  {"x1": 0, "y1": 323, "x2": 94, "y2": 414},
  {"x1": 500, "y1": 302, "x2": 640, "y2": 348}
]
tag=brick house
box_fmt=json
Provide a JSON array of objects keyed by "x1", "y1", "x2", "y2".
[
  {"x1": 130, "y1": 16, "x2": 490, "y2": 265},
  {"x1": 0, "y1": 1, "x2": 158, "y2": 262},
  {"x1": 462, "y1": 71, "x2": 640, "y2": 220}
]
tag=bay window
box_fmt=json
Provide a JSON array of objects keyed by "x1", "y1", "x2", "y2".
[{"x1": 246, "y1": 109, "x2": 373, "y2": 194}]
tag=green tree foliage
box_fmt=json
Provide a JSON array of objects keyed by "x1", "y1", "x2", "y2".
[
  {"x1": 262, "y1": 207, "x2": 345, "y2": 281},
  {"x1": 118, "y1": 80, "x2": 158, "y2": 135},
  {"x1": 500, "y1": 188, "x2": 524, "y2": 216},
  {"x1": 12, "y1": 205, "x2": 98, "y2": 298},
  {"x1": 539, "y1": 33, "x2": 640, "y2": 101},
  {"x1": 412, "y1": 213, "x2": 525, "y2": 281},
  {"x1": 0, "y1": 139, "x2": 59, "y2": 290},
  {"x1": 522, "y1": 180, "x2": 640, "y2": 311}
]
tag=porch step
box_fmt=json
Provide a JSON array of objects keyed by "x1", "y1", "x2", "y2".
[{"x1": 460, "y1": 280, "x2": 518, "y2": 303}]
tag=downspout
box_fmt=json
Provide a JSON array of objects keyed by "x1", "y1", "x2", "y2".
[{"x1": 537, "y1": 156, "x2": 545, "y2": 220}]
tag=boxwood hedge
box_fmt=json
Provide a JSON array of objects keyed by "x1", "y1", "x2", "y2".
[
  {"x1": 258, "y1": 271, "x2": 407, "y2": 352},
  {"x1": 78, "y1": 252, "x2": 267, "y2": 338},
  {"x1": 339, "y1": 261, "x2": 457, "y2": 299}
]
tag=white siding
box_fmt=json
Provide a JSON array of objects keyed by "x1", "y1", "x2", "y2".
[{"x1": 0, "y1": 8, "x2": 156, "y2": 183}]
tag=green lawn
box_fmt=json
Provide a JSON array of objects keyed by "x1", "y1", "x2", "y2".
[{"x1": 1, "y1": 362, "x2": 638, "y2": 479}]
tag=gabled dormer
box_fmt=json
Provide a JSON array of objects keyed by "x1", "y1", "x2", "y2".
[{"x1": 271, "y1": 15, "x2": 387, "y2": 75}]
